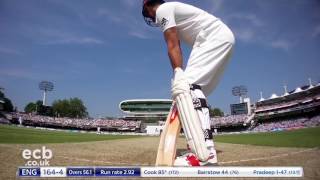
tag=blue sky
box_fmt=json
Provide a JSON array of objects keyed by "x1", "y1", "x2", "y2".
[{"x1": 0, "y1": 0, "x2": 319, "y2": 117}]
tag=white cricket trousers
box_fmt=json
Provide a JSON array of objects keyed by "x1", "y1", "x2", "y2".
[{"x1": 185, "y1": 21, "x2": 235, "y2": 97}]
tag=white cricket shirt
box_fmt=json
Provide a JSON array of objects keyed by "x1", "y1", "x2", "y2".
[{"x1": 155, "y1": 2, "x2": 220, "y2": 46}]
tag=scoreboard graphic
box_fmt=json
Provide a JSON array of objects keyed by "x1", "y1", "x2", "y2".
[{"x1": 18, "y1": 166, "x2": 303, "y2": 178}]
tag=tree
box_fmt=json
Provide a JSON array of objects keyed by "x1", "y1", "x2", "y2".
[
  {"x1": 24, "y1": 100, "x2": 43, "y2": 113},
  {"x1": 52, "y1": 99, "x2": 69, "y2": 117},
  {"x1": 69, "y1": 98, "x2": 88, "y2": 118},
  {"x1": 24, "y1": 100, "x2": 53, "y2": 116},
  {"x1": 52, "y1": 97, "x2": 88, "y2": 118},
  {"x1": 3, "y1": 98, "x2": 14, "y2": 112},
  {"x1": 0, "y1": 91, "x2": 4, "y2": 99},
  {"x1": 0, "y1": 90, "x2": 14, "y2": 112},
  {"x1": 35, "y1": 100, "x2": 43, "y2": 109},
  {"x1": 209, "y1": 107, "x2": 224, "y2": 117},
  {"x1": 24, "y1": 102, "x2": 37, "y2": 113}
]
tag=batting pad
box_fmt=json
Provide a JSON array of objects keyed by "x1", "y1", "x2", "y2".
[{"x1": 175, "y1": 92, "x2": 210, "y2": 161}]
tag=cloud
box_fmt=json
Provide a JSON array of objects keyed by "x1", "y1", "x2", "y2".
[
  {"x1": 128, "y1": 27, "x2": 157, "y2": 40},
  {"x1": 128, "y1": 31, "x2": 152, "y2": 39},
  {"x1": 126, "y1": 17, "x2": 156, "y2": 40},
  {"x1": 0, "y1": 58, "x2": 93, "y2": 81},
  {"x1": 36, "y1": 28, "x2": 104, "y2": 45},
  {"x1": 97, "y1": 8, "x2": 124, "y2": 23},
  {"x1": 96, "y1": 7, "x2": 156, "y2": 40},
  {"x1": 44, "y1": 37, "x2": 103, "y2": 45},
  {"x1": 270, "y1": 40, "x2": 291, "y2": 51},
  {"x1": 224, "y1": 12, "x2": 265, "y2": 44},
  {"x1": 233, "y1": 28, "x2": 255, "y2": 42},
  {"x1": 0, "y1": 47, "x2": 22, "y2": 55},
  {"x1": 225, "y1": 12, "x2": 294, "y2": 51},
  {"x1": 228, "y1": 13, "x2": 264, "y2": 27}
]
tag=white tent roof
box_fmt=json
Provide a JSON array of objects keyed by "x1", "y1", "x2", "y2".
[
  {"x1": 293, "y1": 87, "x2": 303, "y2": 93},
  {"x1": 269, "y1": 93, "x2": 279, "y2": 99},
  {"x1": 283, "y1": 92, "x2": 289, "y2": 96}
]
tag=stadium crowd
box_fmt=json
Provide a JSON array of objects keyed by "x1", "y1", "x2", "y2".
[
  {"x1": 211, "y1": 114, "x2": 248, "y2": 127},
  {"x1": 8, "y1": 112, "x2": 141, "y2": 131},
  {"x1": 0, "y1": 117, "x2": 10, "y2": 124},
  {"x1": 252, "y1": 115, "x2": 320, "y2": 132}
]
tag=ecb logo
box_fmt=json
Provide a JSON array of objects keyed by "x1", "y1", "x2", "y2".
[{"x1": 22, "y1": 146, "x2": 53, "y2": 166}]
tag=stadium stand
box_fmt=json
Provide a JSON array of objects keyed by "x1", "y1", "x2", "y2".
[
  {"x1": 211, "y1": 114, "x2": 248, "y2": 127},
  {"x1": 8, "y1": 113, "x2": 141, "y2": 132},
  {"x1": 255, "y1": 85, "x2": 320, "y2": 119},
  {"x1": 1, "y1": 81, "x2": 319, "y2": 135},
  {"x1": 0, "y1": 112, "x2": 10, "y2": 124},
  {"x1": 250, "y1": 83, "x2": 320, "y2": 132},
  {"x1": 210, "y1": 114, "x2": 250, "y2": 133},
  {"x1": 210, "y1": 83, "x2": 320, "y2": 133},
  {"x1": 251, "y1": 115, "x2": 320, "y2": 132}
]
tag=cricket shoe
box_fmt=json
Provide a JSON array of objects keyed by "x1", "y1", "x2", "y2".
[
  {"x1": 174, "y1": 153, "x2": 201, "y2": 166},
  {"x1": 199, "y1": 153, "x2": 218, "y2": 166},
  {"x1": 184, "y1": 144, "x2": 218, "y2": 165}
]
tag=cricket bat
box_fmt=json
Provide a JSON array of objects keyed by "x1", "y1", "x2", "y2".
[{"x1": 155, "y1": 103, "x2": 181, "y2": 166}]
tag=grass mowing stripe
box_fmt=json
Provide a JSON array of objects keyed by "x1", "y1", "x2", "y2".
[
  {"x1": 214, "y1": 127, "x2": 320, "y2": 148},
  {"x1": 1, "y1": 124, "x2": 320, "y2": 147},
  {"x1": 0, "y1": 125, "x2": 140, "y2": 144}
]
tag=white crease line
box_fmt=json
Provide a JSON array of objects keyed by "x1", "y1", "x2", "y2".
[
  {"x1": 56, "y1": 155, "x2": 149, "y2": 166},
  {"x1": 219, "y1": 148, "x2": 318, "y2": 165},
  {"x1": 55, "y1": 147, "x2": 318, "y2": 166}
]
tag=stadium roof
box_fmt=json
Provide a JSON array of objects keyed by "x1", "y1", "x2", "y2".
[
  {"x1": 293, "y1": 87, "x2": 303, "y2": 93},
  {"x1": 269, "y1": 93, "x2": 279, "y2": 99},
  {"x1": 119, "y1": 99, "x2": 172, "y2": 115},
  {"x1": 283, "y1": 92, "x2": 290, "y2": 96},
  {"x1": 257, "y1": 83, "x2": 320, "y2": 105},
  {"x1": 267, "y1": 84, "x2": 317, "y2": 101},
  {"x1": 288, "y1": 85, "x2": 314, "y2": 94}
]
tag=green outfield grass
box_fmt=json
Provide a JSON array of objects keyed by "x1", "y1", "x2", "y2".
[
  {"x1": 215, "y1": 127, "x2": 320, "y2": 148},
  {"x1": 1, "y1": 124, "x2": 320, "y2": 147},
  {"x1": 0, "y1": 125, "x2": 140, "y2": 144}
]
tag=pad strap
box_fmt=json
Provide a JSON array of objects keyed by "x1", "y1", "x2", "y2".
[
  {"x1": 203, "y1": 129, "x2": 213, "y2": 140},
  {"x1": 192, "y1": 98, "x2": 208, "y2": 109},
  {"x1": 190, "y1": 84, "x2": 202, "y2": 90}
]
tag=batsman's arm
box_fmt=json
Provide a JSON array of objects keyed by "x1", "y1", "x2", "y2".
[{"x1": 164, "y1": 27, "x2": 183, "y2": 70}]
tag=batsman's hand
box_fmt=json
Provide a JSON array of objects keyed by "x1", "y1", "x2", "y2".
[{"x1": 171, "y1": 67, "x2": 190, "y2": 99}]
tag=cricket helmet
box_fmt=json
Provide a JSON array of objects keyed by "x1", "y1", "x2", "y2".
[{"x1": 142, "y1": 0, "x2": 165, "y2": 27}]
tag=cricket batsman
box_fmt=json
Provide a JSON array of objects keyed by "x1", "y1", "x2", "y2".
[{"x1": 142, "y1": 0, "x2": 235, "y2": 166}]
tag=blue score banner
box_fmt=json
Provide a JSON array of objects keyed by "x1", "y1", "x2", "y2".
[{"x1": 18, "y1": 166, "x2": 303, "y2": 178}]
